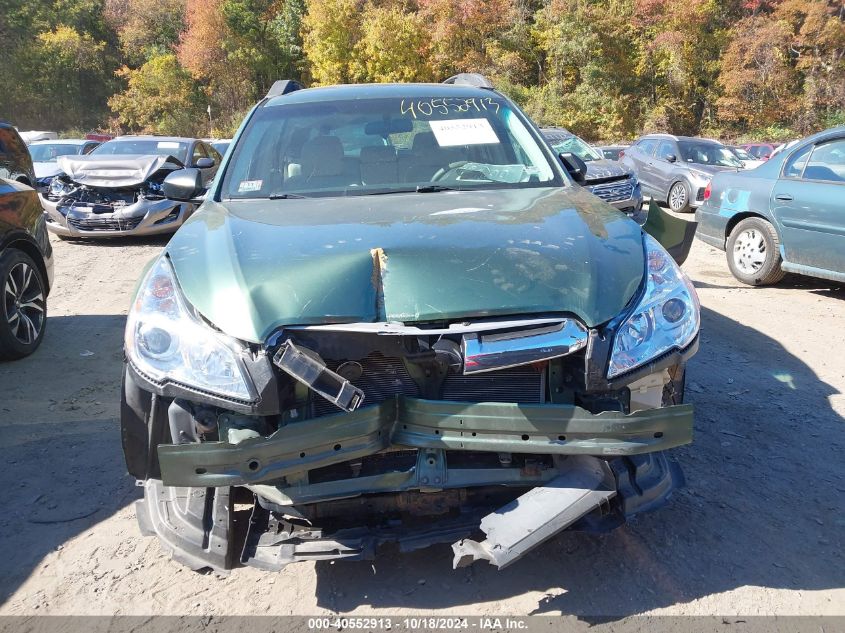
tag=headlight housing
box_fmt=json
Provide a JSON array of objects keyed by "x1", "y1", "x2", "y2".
[
  {"x1": 607, "y1": 234, "x2": 700, "y2": 378},
  {"x1": 48, "y1": 178, "x2": 72, "y2": 199},
  {"x1": 125, "y1": 256, "x2": 254, "y2": 400}
]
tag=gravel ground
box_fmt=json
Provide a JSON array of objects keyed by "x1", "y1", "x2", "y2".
[{"x1": 0, "y1": 222, "x2": 843, "y2": 617}]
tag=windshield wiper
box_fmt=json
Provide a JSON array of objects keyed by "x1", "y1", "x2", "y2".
[
  {"x1": 415, "y1": 184, "x2": 459, "y2": 193},
  {"x1": 360, "y1": 185, "x2": 461, "y2": 196},
  {"x1": 268, "y1": 192, "x2": 308, "y2": 199}
]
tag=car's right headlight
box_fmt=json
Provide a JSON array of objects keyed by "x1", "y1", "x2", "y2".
[
  {"x1": 124, "y1": 256, "x2": 254, "y2": 400},
  {"x1": 607, "y1": 234, "x2": 700, "y2": 378}
]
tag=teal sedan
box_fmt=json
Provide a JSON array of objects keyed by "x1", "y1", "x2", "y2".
[{"x1": 696, "y1": 126, "x2": 845, "y2": 285}]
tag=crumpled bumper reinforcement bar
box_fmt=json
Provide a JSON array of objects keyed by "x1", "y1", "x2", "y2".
[{"x1": 157, "y1": 396, "x2": 693, "y2": 487}]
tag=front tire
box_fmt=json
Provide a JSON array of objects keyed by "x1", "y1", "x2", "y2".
[
  {"x1": 0, "y1": 249, "x2": 48, "y2": 360},
  {"x1": 726, "y1": 217, "x2": 785, "y2": 286},
  {"x1": 667, "y1": 181, "x2": 691, "y2": 213}
]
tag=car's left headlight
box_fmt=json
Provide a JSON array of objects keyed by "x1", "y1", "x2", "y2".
[
  {"x1": 125, "y1": 255, "x2": 254, "y2": 400},
  {"x1": 607, "y1": 234, "x2": 700, "y2": 378}
]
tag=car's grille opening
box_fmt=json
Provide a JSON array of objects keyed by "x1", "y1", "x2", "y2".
[
  {"x1": 589, "y1": 179, "x2": 634, "y2": 203},
  {"x1": 66, "y1": 216, "x2": 143, "y2": 231},
  {"x1": 309, "y1": 351, "x2": 545, "y2": 418},
  {"x1": 154, "y1": 208, "x2": 181, "y2": 225}
]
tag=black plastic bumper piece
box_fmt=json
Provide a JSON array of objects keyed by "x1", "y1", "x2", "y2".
[
  {"x1": 136, "y1": 480, "x2": 234, "y2": 572},
  {"x1": 611, "y1": 451, "x2": 685, "y2": 517}
]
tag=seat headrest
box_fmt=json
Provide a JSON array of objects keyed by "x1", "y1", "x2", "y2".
[
  {"x1": 301, "y1": 136, "x2": 344, "y2": 177},
  {"x1": 411, "y1": 132, "x2": 439, "y2": 152},
  {"x1": 360, "y1": 145, "x2": 397, "y2": 164}
]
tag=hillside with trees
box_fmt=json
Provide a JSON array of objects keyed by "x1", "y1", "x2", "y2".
[{"x1": 2, "y1": 0, "x2": 843, "y2": 140}]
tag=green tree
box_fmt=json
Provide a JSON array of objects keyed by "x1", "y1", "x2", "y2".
[
  {"x1": 352, "y1": 3, "x2": 435, "y2": 83},
  {"x1": 108, "y1": 52, "x2": 206, "y2": 135},
  {"x1": 302, "y1": 0, "x2": 361, "y2": 84}
]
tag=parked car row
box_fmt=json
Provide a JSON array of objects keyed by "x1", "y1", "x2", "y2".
[{"x1": 696, "y1": 126, "x2": 845, "y2": 286}]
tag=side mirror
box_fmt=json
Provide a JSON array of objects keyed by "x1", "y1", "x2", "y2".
[
  {"x1": 559, "y1": 152, "x2": 588, "y2": 184},
  {"x1": 665, "y1": 153, "x2": 677, "y2": 163},
  {"x1": 162, "y1": 168, "x2": 206, "y2": 202},
  {"x1": 194, "y1": 157, "x2": 215, "y2": 169}
]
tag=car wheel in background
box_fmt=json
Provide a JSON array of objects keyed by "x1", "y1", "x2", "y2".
[
  {"x1": 725, "y1": 217, "x2": 786, "y2": 286},
  {"x1": 0, "y1": 249, "x2": 48, "y2": 360},
  {"x1": 667, "y1": 181, "x2": 691, "y2": 213}
]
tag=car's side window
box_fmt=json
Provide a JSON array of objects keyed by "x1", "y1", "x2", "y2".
[
  {"x1": 191, "y1": 143, "x2": 207, "y2": 166},
  {"x1": 782, "y1": 144, "x2": 813, "y2": 179},
  {"x1": 638, "y1": 139, "x2": 658, "y2": 156},
  {"x1": 803, "y1": 139, "x2": 845, "y2": 183},
  {"x1": 655, "y1": 141, "x2": 675, "y2": 161}
]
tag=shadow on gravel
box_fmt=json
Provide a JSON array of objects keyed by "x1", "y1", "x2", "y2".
[
  {"x1": 0, "y1": 314, "x2": 139, "y2": 605},
  {"x1": 311, "y1": 305, "x2": 845, "y2": 616},
  {"x1": 693, "y1": 275, "x2": 845, "y2": 297},
  {"x1": 53, "y1": 234, "x2": 171, "y2": 249}
]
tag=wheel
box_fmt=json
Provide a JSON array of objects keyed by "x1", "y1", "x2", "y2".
[
  {"x1": 725, "y1": 217, "x2": 785, "y2": 286},
  {"x1": 667, "y1": 181, "x2": 691, "y2": 213},
  {"x1": 0, "y1": 249, "x2": 48, "y2": 360},
  {"x1": 662, "y1": 364, "x2": 686, "y2": 406}
]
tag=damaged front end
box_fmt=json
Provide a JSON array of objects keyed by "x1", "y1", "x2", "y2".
[
  {"x1": 41, "y1": 155, "x2": 194, "y2": 237},
  {"x1": 122, "y1": 256, "x2": 696, "y2": 572}
]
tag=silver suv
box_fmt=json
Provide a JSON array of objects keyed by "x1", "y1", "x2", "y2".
[{"x1": 621, "y1": 134, "x2": 742, "y2": 213}]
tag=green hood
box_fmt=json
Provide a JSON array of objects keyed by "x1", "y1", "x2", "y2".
[{"x1": 167, "y1": 186, "x2": 644, "y2": 343}]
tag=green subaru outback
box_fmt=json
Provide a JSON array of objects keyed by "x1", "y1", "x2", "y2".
[{"x1": 121, "y1": 75, "x2": 700, "y2": 572}]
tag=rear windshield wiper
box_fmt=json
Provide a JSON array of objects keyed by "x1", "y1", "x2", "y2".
[{"x1": 268, "y1": 192, "x2": 308, "y2": 199}]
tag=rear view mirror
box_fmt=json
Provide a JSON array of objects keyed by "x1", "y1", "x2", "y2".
[
  {"x1": 666, "y1": 154, "x2": 677, "y2": 163},
  {"x1": 194, "y1": 157, "x2": 215, "y2": 169},
  {"x1": 162, "y1": 168, "x2": 206, "y2": 202},
  {"x1": 365, "y1": 119, "x2": 414, "y2": 135},
  {"x1": 559, "y1": 152, "x2": 588, "y2": 184}
]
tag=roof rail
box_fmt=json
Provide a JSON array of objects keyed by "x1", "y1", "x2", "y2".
[
  {"x1": 266, "y1": 80, "x2": 304, "y2": 98},
  {"x1": 442, "y1": 73, "x2": 494, "y2": 89}
]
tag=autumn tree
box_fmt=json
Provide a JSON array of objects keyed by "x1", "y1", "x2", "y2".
[
  {"x1": 104, "y1": 0, "x2": 187, "y2": 65},
  {"x1": 302, "y1": 0, "x2": 362, "y2": 84},
  {"x1": 109, "y1": 53, "x2": 206, "y2": 135},
  {"x1": 351, "y1": 3, "x2": 435, "y2": 83}
]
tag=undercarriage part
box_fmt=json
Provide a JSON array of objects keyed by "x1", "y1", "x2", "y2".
[
  {"x1": 241, "y1": 503, "x2": 483, "y2": 570},
  {"x1": 273, "y1": 339, "x2": 364, "y2": 412},
  {"x1": 451, "y1": 455, "x2": 615, "y2": 569},
  {"x1": 135, "y1": 480, "x2": 233, "y2": 572},
  {"x1": 135, "y1": 451, "x2": 683, "y2": 572}
]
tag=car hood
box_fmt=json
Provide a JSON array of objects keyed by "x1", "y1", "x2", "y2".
[
  {"x1": 33, "y1": 162, "x2": 62, "y2": 179},
  {"x1": 166, "y1": 187, "x2": 645, "y2": 343},
  {"x1": 56, "y1": 154, "x2": 184, "y2": 187},
  {"x1": 686, "y1": 163, "x2": 740, "y2": 177},
  {"x1": 583, "y1": 159, "x2": 629, "y2": 182}
]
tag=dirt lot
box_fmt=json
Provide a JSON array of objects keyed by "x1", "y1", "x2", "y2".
[{"x1": 0, "y1": 221, "x2": 843, "y2": 617}]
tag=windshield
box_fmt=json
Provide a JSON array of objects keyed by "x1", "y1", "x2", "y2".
[
  {"x1": 548, "y1": 136, "x2": 603, "y2": 162},
  {"x1": 730, "y1": 147, "x2": 753, "y2": 161},
  {"x1": 221, "y1": 96, "x2": 561, "y2": 199},
  {"x1": 211, "y1": 141, "x2": 230, "y2": 156},
  {"x1": 29, "y1": 144, "x2": 83, "y2": 162},
  {"x1": 91, "y1": 139, "x2": 189, "y2": 163},
  {"x1": 678, "y1": 141, "x2": 743, "y2": 168}
]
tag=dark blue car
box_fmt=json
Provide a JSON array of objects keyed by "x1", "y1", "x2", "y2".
[{"x1": 696, "y1": 126, "x2": 845, "y2": 285}]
